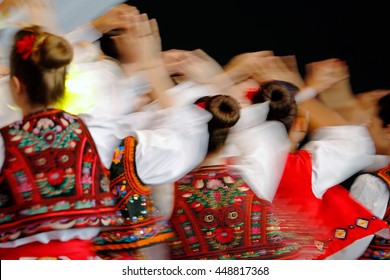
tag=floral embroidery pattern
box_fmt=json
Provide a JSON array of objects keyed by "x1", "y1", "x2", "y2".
[
  {"x1": 0, "y1": 110, "x2": 116, "y2": 242},
  {"x1": 93, "y1": 137, "x2": 174, "y2": 251},
  {"x1": 169, "y1": 166, "x2": 300, "y2": 260}
]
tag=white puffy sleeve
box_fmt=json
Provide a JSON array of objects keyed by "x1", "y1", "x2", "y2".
[
  {"x1": 228, "y1": 121, "x2": 290, "y2": 202},
  {"x1": 301, "y1": 125, "x2": 376, "y2": 198},
  {"x1": 164, "y1": 80, "x2": 219, "y2": 106},
  {"x1": 135, "y1": 105, "x2": 211, "y2": 186},
  {"x1": 79, "y1": 109, "x2": 157, "y2": 170},
  {"x1": 350, "y1": 174, "x2": 389, "y2": 218},
  {"x1": 83, "y1": 103, "x2": 211, "y2": 184},
  {"x1": 224, "y1": 103, "x2": 290, "y2": 202}
]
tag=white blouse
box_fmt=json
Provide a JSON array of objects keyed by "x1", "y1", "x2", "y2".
[
  {"x1": 302, "y1": 125, "x2": 376, "y2": 198},
  {"x1": 149, "y1": 84, "x2": 291, "y2": 217},
  {"x1": 0, "y1": 103, "x2": 211, "y2": 184},
  {"x1": 350, "y1": 173, "x2": 389, "y2": 218},
  {"x1": 223, "y1": 102, "x2": 376, "y2": 201},
  {"x1": 0, "y1": 78, "x2": 212, "y2": 249},
  {"x1": 223, "y1": 102, "x2": 291, "y2": 202}
]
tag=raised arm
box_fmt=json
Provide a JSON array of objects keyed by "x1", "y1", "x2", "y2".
[{"x1": 112, "y1": 14, "x2": 175, "y2": 108}]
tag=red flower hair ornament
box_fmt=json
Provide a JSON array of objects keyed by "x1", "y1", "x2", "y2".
[
  {"x1": 16, "y1": 34, "x2": 35, "y2": 60},
  {"x1": 196, "y1": 102, "x2": 207, "y2": 110},
  {"x1": 245, "y1": 88, "x2": 260, "y2": 102}
]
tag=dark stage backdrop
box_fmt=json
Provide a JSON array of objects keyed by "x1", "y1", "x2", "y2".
[{"x1": 126, "y1": 0, "x2": 390, "y2": 94}]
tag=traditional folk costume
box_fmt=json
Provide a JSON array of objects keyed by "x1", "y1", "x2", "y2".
[
  {"x1": 356, "y1": 164, "x2": 390, "y2": 259},
  {"x1": 331, "y1": 162, "x2": 390, "y2": 259},
  {"x1": 169, "y1": 165, "x2": 300, "y2": 260},
  {"x1": 0, "y1": 109, "x2": 116, "y2": 259},
  {"x1": 168, "y1": 102, "x2": 298, "y2": 259},
  {"x1": 93, "y1": 137, "x2": 174, "y2": 259},
  {"x1": 274, "y1": 151, "x2": 390, "y2": 259},
  {"x1": 0, "y1": 84, "x2": 211, "y2": 260},
  {"x1": 90, "y1": 96, "x2": 212, "y2": 259},
  {"x1": 220, "y1": 100, "x2": 387, "y2": 259}
]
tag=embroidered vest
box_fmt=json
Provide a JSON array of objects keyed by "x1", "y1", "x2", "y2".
[
  {"x1": 93, "y1": 136, "x2": 174, "y2": 251},
  {"x1": 274, "y1": 151, "x2": 330, "y2": 258},
  {"x1": 275, "y1": 151, "x2": 389, "y2": 260},
  {"x1": 168, "y1": 165, "x2": 300, "y2": 260},
  {"x1": 359, "y1": 164, "x2": 390, "y2": 260},
  {"x1": 0, "y1": 109, "x2": 117, "y2": 243}
]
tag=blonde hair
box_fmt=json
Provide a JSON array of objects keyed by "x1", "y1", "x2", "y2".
[{"x1": 10, "y1": 25, "x2": 73, "y2": 107}]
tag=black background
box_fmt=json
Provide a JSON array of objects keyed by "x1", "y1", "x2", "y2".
[{"x1": 126, "y1": 0, "x2": 390, "y2": 94}]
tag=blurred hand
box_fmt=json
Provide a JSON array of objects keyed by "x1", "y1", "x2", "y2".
[
  {"x1": 223, "y1": 50, "x2": 274, "y2": 83},
  {"x1": 162, "y1": 49, "x2": 191, "y2": 75},
  {"x1": 224, "y1": 50, "x2": 274, "y2": 71},
  {"x1": 304, "y1": 58, "x2": 349, "y2": 93},
  {"x1": 356, "y1": 89, "x2": 390, "y2": 109},
  {"x1": 251, "y1": 56, "x2": 305, "y2": 88},
  {"x1": 176, "y1": 49, "x2": 224, "y2": 84},
  {"x1": 91, "y1": 3, "x2": 139, "y2": 34},
  {"x1": 135, "y1": 14, "x2": 163, "y2": 68},
  {"x1": 111, "y1": 12, "x2": 163, "y2": 69}
]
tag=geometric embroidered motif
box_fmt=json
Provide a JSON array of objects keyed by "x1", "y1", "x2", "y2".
[
  {"x1": 314, "y1": 240, "x2": 325, "y2": 251},
  {"x1": 356, "y1": 218, "x2": 369, "y2": 229},
  {"x1": 334, "y1": 228, "x2": 347, "y2": 240}
]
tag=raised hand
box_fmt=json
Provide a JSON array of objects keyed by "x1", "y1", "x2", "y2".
[
  {"x1": 175, "y1": 49, "x2": 224, "y2": 84},
  {"x1": 110, "y1": 12, "x2": 163, "y2": 67},
  {"x1": 251, "y1": 55, "x2": 305, "y2": 88},
  {"x1": 91, "y1": 3, "x2": 139, "y2": 34},
  {"x1": 2, "y1": 0, "x2": 59, "y2": 33},
  {"x1": 131, "y1": 14, "x2": 164, "y2": 69},
  {"x1": 223, "y1": 50, "x2": 274, "y2": 83},
  {"x1": 304, "y1": 58, "x2": 350, "y2": 94},
  {"x1": 162, "y1": 49, "x2": 191, "y2": 75},
  {"x1": 224, "y1": 50, "x2": 274, "y2": 71},
  {"x1": 113, "y1": 14, "x2": 174, "y2": 107},
  {"x1": 356, "y1": 89, "x2": 390, "y2": 109}
]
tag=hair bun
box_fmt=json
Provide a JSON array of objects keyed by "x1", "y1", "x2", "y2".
[
  {"x1": 33, "y1": 35, "x2": 73, "y2": 69},
  {"x1": 249, "y1": 80, "x2": 298, "y2": 131},
  {"x1": 261, "y1": 81, "x2": 297, "y2": 119},
  {"x1": 206, "y1": 95, "x2": 240, "y2": 129},
  {"x1": 195, "y1": 94, "x2": 240, "y2": 153}
]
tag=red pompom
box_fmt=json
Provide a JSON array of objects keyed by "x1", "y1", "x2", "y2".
[
  {"x1": 196, "y1": 102, "x2": 206, "y2": 109},
  {"x1": 16, "y1": 35, "x2": 35, "y2": 60},
  {"x1": 245, "y1": 88, "x2": 259, "y2": 101}
]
